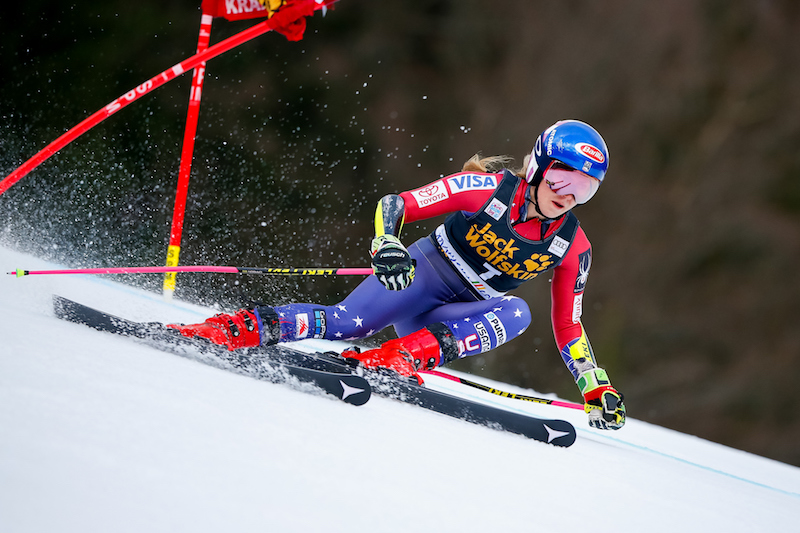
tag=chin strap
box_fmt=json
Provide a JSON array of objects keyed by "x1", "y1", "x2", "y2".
[{"x1": 525, "y1": 180, "x2": 562, "y2": 223}]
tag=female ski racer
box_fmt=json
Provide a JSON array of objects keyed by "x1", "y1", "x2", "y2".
[{"x1": 170, "y1": 119, "x2": 627, "y2": 430}]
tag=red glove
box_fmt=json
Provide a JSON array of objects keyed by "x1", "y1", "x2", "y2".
[{"x1": 167, "y1": 309, "x2": 261, "y2": 351}]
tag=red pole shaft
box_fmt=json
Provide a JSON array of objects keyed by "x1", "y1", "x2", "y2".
[{"x1": 163, "y1": 13, "x2": 213, "y2": 299}]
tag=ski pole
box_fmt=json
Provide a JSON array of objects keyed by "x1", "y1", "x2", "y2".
[
  {"x1": 9, "y1": 266, "x2": 374, "y2": 277},
  {"x1": 419, "y1": 369, "x2": 584, "y2": 410}
]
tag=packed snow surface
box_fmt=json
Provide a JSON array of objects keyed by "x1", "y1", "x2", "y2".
[{"x1": 1, "y1": 244, "x2": 798, "y2": 533}]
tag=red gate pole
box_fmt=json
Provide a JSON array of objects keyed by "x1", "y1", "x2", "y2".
[
  {"x1": 163, "y1": 12, "x2": 213, "y2": 301},
  {"x1": 0, "y1": 0, "x2": 329, "y2": 196}
]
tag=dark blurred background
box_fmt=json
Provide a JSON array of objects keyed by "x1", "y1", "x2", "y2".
[{"x1": 1, "y1": 1, "x2": 798, "y2": 465}]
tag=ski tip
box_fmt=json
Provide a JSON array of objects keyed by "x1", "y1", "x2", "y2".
[
  {"x1": 338, "y1": 377, "x2": 372, "y2": 406},
  {"x1": 543, "y1": 422, "x2": 577, "y2": 447}
]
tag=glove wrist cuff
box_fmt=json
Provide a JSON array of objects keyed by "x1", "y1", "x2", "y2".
[
  {"x1": 371, "y1": 234, "x2": 402, "y2": 256},
  {"x1": 577, "y1": 367, "x2": 612, "y2": 399}
]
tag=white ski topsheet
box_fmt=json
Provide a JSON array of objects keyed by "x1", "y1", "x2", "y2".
[{"x1": 1, "y1": 244, "x2": 798, "y2": 533}]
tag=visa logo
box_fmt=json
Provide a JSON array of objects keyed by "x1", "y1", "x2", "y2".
[{"x1": 447, "y1": 174, "x2": 498, "y2": 193}]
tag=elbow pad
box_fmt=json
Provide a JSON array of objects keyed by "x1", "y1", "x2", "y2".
[{"x1": 374, "y1": 194, "x2": 405, "y2": 238}]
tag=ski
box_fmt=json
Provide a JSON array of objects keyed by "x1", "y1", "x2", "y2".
[
  {"x1": 52, "y1": 296, "x2": 575, "y2": 446},
  {"x1": 52, "y1": 296, "x2": 371, "y2": 406},
  {"x1": 252, "y1": 348, "x2": 576, "y2": 446}
]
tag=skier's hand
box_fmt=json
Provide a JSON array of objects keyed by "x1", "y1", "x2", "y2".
[
  {"x1": 167, "y1": 309, "x2": 261, "y2": 350},
  {"x1": 370, "y1": 235, "x2": 415, "y2": 291},
  {"x1": 578, "y1": 368, "x2": 626, "y2": 430},
  {"x1": 585, "y1": 387, "x2": 626, "y2": 430}
]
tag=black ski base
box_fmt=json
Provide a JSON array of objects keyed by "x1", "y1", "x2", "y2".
[
  {"x1": 259, "y1": 348, "x2": 576, "y2": 446},
  {"x1": 53, "y1": 296, "x2": 371, "y2": 406},
  {"x1": 53, "y1": 296, "x2": 575, "y2": 446}
]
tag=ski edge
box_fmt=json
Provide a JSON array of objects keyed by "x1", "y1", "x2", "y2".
[
  {"x1": 52, "y1": 295, "x2": 371, "y2": 406},
  {"x1": 51, "y1": 295, "x2": 574, "y2": 445}
]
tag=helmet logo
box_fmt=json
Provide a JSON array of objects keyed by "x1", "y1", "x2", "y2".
[
  {"x1": 546, "y1": 128, "x2": 557, "y2": 156},
  {"x1": 576, "y1": 143, "x2": 605, "y2": 163}
]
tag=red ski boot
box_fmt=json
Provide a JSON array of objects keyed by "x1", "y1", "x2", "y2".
[
  {"x1": 167, "y1": 306, "x2": 280, "y2": 350},
  {"x1": 343, "y1": 323, "x2": 459, "y2": 381}
]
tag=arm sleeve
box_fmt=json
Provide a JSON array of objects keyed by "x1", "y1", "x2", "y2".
[
  {"x1": 398, "y1": 172, "x2": 501, "y2": 223},
  {"x1": 375, "y1": 172, "x2": 502, "y2": 237},
  {"x1": 550, "y1": 227, "x2": 597, "y2": 380},
  {"x1": 373, "y1": 173, "x2": 499, "y2": 239}
]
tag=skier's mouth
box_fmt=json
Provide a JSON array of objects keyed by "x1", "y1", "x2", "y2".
[{"x1": 553, "y1": 200, "x2": 564, "y2": 209}]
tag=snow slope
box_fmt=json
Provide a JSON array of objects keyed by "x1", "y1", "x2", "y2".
[{"x1": 1, "y1": 244, "x2": 798, "y2": 533}]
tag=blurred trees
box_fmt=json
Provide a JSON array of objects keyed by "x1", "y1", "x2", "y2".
[{"x1": 1, "y1": 0, "x2": 799, "y2": 465}]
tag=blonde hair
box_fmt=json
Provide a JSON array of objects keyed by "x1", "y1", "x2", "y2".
[{"x1": 462, "y1": 153, "x2": 526, "y2": 179}]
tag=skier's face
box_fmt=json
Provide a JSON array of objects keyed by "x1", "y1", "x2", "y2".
[
  {"x1": 535, "y1": 176, "x2": 578, "y2": 218},
  {"x1": 543, "y1": 162, "x2": 600, "y2": 204}
]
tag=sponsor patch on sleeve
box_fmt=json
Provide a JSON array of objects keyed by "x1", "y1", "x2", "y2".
[
  {"x1": 409, "y1": 180, "x2": 449, "y2": 208},
  {"x1": 474, "y1": 321, "x2": 492, "y2": 353},
  {"x1": 446, "y1": 173, "x2": 498, "y2": 193},
  {"x1": 296, "y1": 313, "x2": 310, "y2": 339},
  {"x1": 313, "y1": 310, "x2": 327, "y2": 339},
  {"x1": 572, "y1": 294, "x2": 583, "y2": 323},
  {"x1": 574, "y1": 249, "x2": 591, "y2": 293},
  {"x1": 484, "y1": 311, "x2": 507, "y2": 346}
]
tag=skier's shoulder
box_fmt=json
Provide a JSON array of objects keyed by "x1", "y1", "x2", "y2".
[
  {"x1": 556, "y1": 222, "x2": 591, "y2": 270},
  {"x1": 400, "y1": 171, "x2": 502, "y2": 215}
]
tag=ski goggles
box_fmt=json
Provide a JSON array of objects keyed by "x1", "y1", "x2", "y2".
[{"x1": 543, "y1": 161, "x2": 601, "y2": 204}]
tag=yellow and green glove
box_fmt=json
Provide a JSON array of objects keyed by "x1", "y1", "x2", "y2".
[{"x1": 577, "y1": 367, "x2": 626, "y2": 430}]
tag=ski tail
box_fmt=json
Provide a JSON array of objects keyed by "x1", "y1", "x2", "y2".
[{"x1": 52, "y1": 296, "x2": 371, "y2": 406}]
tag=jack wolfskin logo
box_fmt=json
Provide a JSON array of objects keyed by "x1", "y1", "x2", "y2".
[{"x1": 463, "y1": 223, "x2": 555, "y2": 280}]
